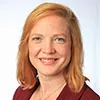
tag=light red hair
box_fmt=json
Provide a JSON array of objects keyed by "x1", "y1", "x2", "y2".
[{"x1": 17, "y1": 2, "x2": 86, "y2": 92}]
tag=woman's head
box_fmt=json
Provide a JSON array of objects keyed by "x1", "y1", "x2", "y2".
[
  {"x1": 28, "y1": 15, "x2": 72, "y2": 79},
  {"x1": 17, "y1": 2, "x2": 85, "y2": 92}
]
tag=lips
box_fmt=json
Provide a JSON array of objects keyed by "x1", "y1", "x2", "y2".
[{"x1": 39, "y1": 58, "x2": 58, "y2": 65}]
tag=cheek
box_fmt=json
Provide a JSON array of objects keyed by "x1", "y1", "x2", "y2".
[
  {"x1": 56, "y1": 45, "x2": 71, "y2": 57},
  {"x1": 28, "y1": 44, "x2": 40, "y2": 56},
  {"x1": 28, "y1": 45, "x2": 41, "y2": 67}
]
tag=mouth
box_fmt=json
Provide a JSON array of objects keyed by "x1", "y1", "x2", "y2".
[{"x1": 39, "y1": 58, "x2": 58, "y2": 65}]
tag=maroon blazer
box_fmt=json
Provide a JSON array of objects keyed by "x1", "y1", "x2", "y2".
[{"x1": 13, "y1": 83, "x2": 100, "y2": 100}]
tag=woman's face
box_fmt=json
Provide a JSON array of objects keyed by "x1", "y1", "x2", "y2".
[{"x1": 28, "y1": 15, "x2": 71, "y2": 76}]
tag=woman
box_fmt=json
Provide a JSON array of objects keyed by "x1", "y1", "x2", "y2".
[{"x1": 13, "y1": 2, "x2": 100, "y2": 100}]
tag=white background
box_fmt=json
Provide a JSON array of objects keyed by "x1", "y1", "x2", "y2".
[{"x1": 0, "y1": 0, "x2": 100, "y2": 99}]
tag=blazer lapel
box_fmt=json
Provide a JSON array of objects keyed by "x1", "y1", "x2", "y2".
[{"x1": 57, "y1": 83, "x2": 87, "y2": 100}]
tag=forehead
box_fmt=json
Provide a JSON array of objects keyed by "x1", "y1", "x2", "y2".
[{"x1": 31, "y1": 15, "x2": 69, "y2": 33}]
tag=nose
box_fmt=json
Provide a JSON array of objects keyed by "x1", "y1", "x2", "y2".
[{"x1": 41, "y1": 40, "x2": 55, "y2": 54}]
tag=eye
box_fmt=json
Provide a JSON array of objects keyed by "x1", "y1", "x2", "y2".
[
  {"x1": 32, "y1": 37, "x2": 42, "y2": 43},
  {"x1": 32, "y1": 37, "x2": 41, "y2": 40},
  {"x1": 55, "y1": 38, "x2": 65, "y2": 43}
]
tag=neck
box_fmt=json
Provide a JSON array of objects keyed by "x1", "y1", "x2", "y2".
[{"x1": 37, "y1": 72, "x2": 66, "y2": 99}]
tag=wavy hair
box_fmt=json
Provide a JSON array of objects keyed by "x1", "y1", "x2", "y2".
[{"x1": 17, "y1": 2, "x2": 86, "y2": 92}]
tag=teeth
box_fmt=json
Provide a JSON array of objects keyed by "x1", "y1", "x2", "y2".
[
  {"x1": 40, "y1": 58, "x2": 56, "y2": 65},
  {"x1": 41, "y1": 58, "x2": 55, "y2": 62}
]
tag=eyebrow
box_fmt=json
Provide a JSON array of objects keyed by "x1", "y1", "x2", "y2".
[
  {"x1": 53, "y1": 33, "x2": 67, "y2": 37},
  {"x1": 30, "y1": 32, "x2": 69, "y2": 38},
  {"x1": 30, "y1": 33, "x2": 43, "y2": 37}
]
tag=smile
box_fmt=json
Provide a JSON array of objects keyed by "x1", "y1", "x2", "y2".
[{"x1": 39, "y1": 58, "x2": 58, "y2": 65}]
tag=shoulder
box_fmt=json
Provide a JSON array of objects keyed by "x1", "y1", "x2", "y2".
[
  {"x1": 57, "y1": 83, "x2": 100, "y2": 100},
  {"x1": 13, "y1": 86, "x2": 34, "y2": 100},
  {"x1": 81, "y1": 83, "x2": 100, "y2": 100}
]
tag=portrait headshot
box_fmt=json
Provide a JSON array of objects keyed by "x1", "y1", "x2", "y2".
[
  {"x1": 12, "y1": 1, "x2": 100, "y2": 100},
  {"x1": 0, "y1": 0, "x2": 99, "y2": 100}
]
